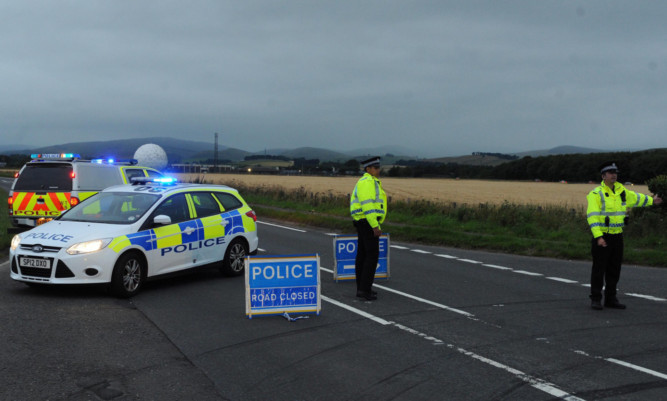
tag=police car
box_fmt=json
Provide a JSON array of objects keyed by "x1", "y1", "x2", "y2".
[
  {"x1": 9, "y1": 178, "x2": 259, "y2": 297},
  {"x1": 8, "y1": 153, "x2": 164, "y2": 228}
]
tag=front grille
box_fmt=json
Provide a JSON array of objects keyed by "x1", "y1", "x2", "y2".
[
  {"x1": 19, "y1": 266, "x2": 53, "y2": 278},
  {"x1": 20, "y1": 244, "x2": 62, "y2": 253}
]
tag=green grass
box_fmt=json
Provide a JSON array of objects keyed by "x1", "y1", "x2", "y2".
[{"x1": 230, "y1": 182, "x2": 667, "y2": 267}]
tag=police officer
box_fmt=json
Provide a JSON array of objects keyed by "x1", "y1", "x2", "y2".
[
  {"x1": 586, "y1": 161, "x2": 663, "y2": 310},
  {"x1": 350, "y1": 156, "x2": 387, "y2": 301}
]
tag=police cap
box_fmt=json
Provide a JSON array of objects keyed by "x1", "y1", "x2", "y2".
[
  {"x1": 599, "y1": 161, "x2": 620, "y2": 174},
  {"x1": 361, "y1": 156, "x2": 381, "y2": 169}
]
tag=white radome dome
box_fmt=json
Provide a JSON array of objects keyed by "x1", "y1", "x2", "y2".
[{"x1": 133, "y1": 144, "x2": 168, "y2": 170}]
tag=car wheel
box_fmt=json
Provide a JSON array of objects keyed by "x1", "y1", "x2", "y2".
[
  {"x1": 220, "y1": 238, "x2": 248, "y2": 276},
  {"x1": 110, "y1": 252, "x2": 145, "y2": 298}
]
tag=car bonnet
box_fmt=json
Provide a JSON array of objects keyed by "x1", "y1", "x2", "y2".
[{"x1": 18, "y1": 220, "x2": 134, "y2": 249}]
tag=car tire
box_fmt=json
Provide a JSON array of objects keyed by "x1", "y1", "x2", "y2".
[
  {"x1": 110, "y1": 252, "x2": 145, "y2": 298},
  {"x1": 220, "y1": 238, "x2": 248, "y2": 277}
]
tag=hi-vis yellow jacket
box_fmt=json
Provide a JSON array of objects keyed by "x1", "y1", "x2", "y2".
[
  {"x1": 350, "y1": 172, "x2": 387, "y2": 229},
  {"x1": 586, "y1": 181, "x2": 653, "y2": 238}
]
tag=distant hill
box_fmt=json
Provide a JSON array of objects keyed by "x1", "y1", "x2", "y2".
[
  {"x1": 516, "y1": 145, "x2": 608, "y2": 157},
  {"x1": 258, "y1": 147, "x2": 351, "y2": 162},
  {"x1": 11, "y1": 137, "x2": 231, "y2": 164},
  {"x1": 1, "y1": 138, "x2": 635, "y2": 166},
  {"x1": 426, "y1": 154, "x2": 515, "y2": 167}
]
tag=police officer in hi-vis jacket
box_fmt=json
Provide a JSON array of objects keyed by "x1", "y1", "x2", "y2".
[
  {"x1": 350, "y1": 156, "x2": 387, "y2": 301},
  {"x1": 586, "y1": 161, "x2": 662, "y2": 310}
]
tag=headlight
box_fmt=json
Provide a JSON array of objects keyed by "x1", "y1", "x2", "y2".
[
  {"x1": 66, "y1": 238, "x2": 112, "y2": 255},
  {"x1": 10, "y1": 235, "x2": 21, "y2": 251}
]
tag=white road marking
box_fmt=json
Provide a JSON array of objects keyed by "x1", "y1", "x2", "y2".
[
  {"x1": 390, "y1": 245, "x2": 409, "y2": 250},
  {"x1": 605, "y1": 358, "x2": 667, "y2": 380},
  {"x1": 624, "y1": 293, "x2": 667, "y2": 302},
  {"x1": 483, "y1": 264, "x2": 513, "y2": 270},
  {"x1": 321, "y1": 294, "x2": 585, "y2": 401},
  {"x1": 457, "y1": 259, "x2": 482, "y2": 264},
  {"x1": 257, "y1": 220, "x2": 307, "y2": 232},
  {"x1": 373, "y1": 283, "x2": 474, "y2": 317},
  {"x1": 435, "y1": 254, "x2": 458, "y2": 259},
  {"x1": 546, "y1": 277, "x2": 579, "y2": 284},
  {"x1": 573, "y1": 349, "x2": 667, "y2": 381},
  {"x1": 319, "y1": 266, "x2": 473, "y2": 318},
  {"x1": 514, "y1": 270, "x2": 543, "y2": 276},
  {"x1": 411, "y1": 249, "x2": 431, "y2": 254}
]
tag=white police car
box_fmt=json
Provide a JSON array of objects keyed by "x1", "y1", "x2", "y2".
[{"x1": 9, "y1": 178, "x2": 259, "y2": 297}]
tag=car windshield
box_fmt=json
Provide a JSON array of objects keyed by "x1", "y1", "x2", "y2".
[{"x1": 59, "y1": 192, "x2": 160, "y2": 224}]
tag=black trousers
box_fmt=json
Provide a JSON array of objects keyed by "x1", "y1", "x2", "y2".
[
  {"x1": 354, "y1": 219, "x2": 379, "y2": 293},
  {"x1": 590, "y1": 233, "x2": 624, "y2": 301}
]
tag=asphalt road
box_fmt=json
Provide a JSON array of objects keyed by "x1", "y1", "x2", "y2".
[{"x1": 2, "y1": 177, "x2": 667, "y2": 400}]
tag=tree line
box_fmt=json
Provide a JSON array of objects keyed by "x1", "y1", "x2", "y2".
[{"x1": 389, "y1": 148, "x2": 667, "y2": 184}]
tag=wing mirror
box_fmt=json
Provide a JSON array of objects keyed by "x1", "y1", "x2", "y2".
[{"x1": 153, "y1": 215, "x2": 172, "y2": 226}]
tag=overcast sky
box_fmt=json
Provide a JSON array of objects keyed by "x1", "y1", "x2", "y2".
[{"x1": 2, "y1": 1, "x2": 666, "y2": 157}]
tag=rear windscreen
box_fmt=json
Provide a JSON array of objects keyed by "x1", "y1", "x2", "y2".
[{"x1": 14, "y1": 163, "x2": 73, "y2": 191}]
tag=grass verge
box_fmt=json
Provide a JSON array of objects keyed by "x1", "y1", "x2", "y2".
[{"x1": 234, "y1": 183, "x2": 666, "y2": 267}]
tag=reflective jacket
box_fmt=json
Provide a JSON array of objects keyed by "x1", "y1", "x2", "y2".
[
  {"x1": 586, "y1": 181, "x2": 653, "y2": 238},
  {"x1": 350, "y1": 173, "x2": 387, "y2": 229}
]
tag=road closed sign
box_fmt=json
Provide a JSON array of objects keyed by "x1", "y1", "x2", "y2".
[
  {"x1": 332, "y1": 234, "x2": 390, "y2": 281},
  {"x1": 245, "y1": 254, "x2": 321, "y2": 318}
]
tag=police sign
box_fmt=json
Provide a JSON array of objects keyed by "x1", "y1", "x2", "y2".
[
  {"x1": 332, "y1": 234, "x2": 390, "y2": 281},
  {"x1": 245, "y1": 254, "x2": 321, "y2": 318}
]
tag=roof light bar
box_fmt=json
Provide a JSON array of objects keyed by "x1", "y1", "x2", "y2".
[{"x1": 31, "y1": 153, "x2": 81, "y2": 159}]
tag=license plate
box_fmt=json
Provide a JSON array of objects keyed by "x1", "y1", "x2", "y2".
[{"x1": 19, "y1": 257, "x2": 51, "y2": 269}]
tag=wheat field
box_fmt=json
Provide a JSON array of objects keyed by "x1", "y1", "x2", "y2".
[{"x1": 176, "y1": 173, "x2": 652, "y2": 209}]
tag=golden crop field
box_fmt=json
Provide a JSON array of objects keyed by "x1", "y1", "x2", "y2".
[{"x1": 176, "y1": 173, "x2": 652, "y2": 209}]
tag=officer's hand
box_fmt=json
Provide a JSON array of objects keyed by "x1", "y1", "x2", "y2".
[
  {"x1": 373, "y1": 227, "x2": 382, "y2": 237},
  {"x1": 597, "y1": 237, "x2": 607, "y2": 247},
  {"x1": 654, "y1": 195, "x2": 663, "y2": 205}
]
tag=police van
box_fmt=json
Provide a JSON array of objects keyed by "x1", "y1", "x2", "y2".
[
  {"x1": 8, "y1": 153, "x2": 164, "y2": 228},
  {"x1": 9, "y1": 178, "x2": 259, "y2": 297}
]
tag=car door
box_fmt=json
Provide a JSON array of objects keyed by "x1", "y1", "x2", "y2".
[
  {"x1": 144, "y1": 193, "x2": 198, "y2": 276},
  {"x1": 187, "y1": 191, "x2": 228, "y2": 265}
]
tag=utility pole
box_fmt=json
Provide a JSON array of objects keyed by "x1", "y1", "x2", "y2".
[{"x1": 214, "y1": 132, "x2": 219, "y2": 173}]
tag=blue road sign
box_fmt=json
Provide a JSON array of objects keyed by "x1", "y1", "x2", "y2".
[
  {"x1": 333, "y1": 234, "x2": 390, "y2": 281},
  {"x1": 245, "y1": 254, "x2": 321, "y2": 318}
]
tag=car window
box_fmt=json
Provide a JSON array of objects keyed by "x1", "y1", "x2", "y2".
[
  {"x1": 152, "y1": 194, "x2": 190, "y2": 224},
  {"x1": 14, "y1": 163, "x2": 73, "y2": 191},
  {"x1": 60, "y1": 192, "x2": 159, "y2": 224},
  {"x1": 75, "y1": 164, "x2": 122, "y2": 190},
  {"x1": 145, "y1": 169, "x2": 164, "y2": 178},
  {"x1": 190, "y1": 192, "x2": 221, "y2": 218},
  {"x1": 212, "y1": 192, "x2": 243, "y2": 211},
  {"x1": 124, "y1": 168, "x2": 147, "y2": 182}
]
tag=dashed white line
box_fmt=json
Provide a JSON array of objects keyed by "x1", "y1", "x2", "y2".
[
  {"x1": 458, "y1": 259, "x2": 482, "y2": 264},
  {"x1": 435, "y1": 254, "x2": 458, "y2": 259},
  {"x1": 373, "y1": 283, "x2": 474, "y2": 317},
  {"x1": 546, "y1": 277, "x2": 579, "y2": 284},
  {"x1": 321, "y1": 294, "x2": 585, "y2": 401},
  {"x1": 411, "y1": 249, "x2": 431, "y2": 254},
  {"x1": 514, "y1": 270, "x2": 543, "y2": 276},
  {"x1": 257, "y1": 221, "x2": 307, "y2": 232},
  {"x1": 625, "y1": 293, "x2": 667, "y2": 302},
  {"x1": 483, "y1": 264, "x2": 513, "y2": 271},
  {"x1": 390, "y1": 245, "x2": 409, "y2": 250},
  {"x1": 605, "y1": 358, "x2": 667, "y2": 380}
]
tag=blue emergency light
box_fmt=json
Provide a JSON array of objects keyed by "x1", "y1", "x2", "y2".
[{"x1": 130, "y1": 176, "x2": 177, "y2": 185}]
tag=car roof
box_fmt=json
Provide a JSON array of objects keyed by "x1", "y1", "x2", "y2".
[{"x1": 101, "y1": 182, "x2": 238, "y2": 195}]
